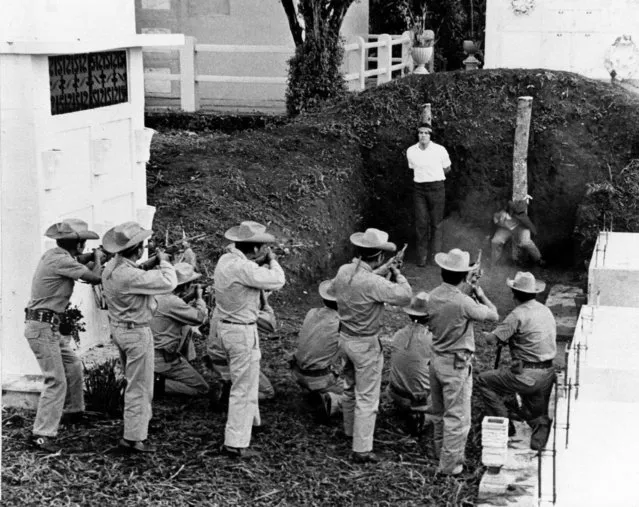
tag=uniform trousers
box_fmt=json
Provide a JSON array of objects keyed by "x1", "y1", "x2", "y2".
[
  {"x1": 339, "y1": 332, "x2": 384, "y2": 453},
  {"x1": 219, "y1": 321, "x2": 261, "y2": 448},
  {"x1": 429, "y1": 352, "x2": 473, "y2": 473},
  {"x1": 111, "y1": 325, "x2": 154, "y2": 442},
  {"x1": 25, "y1": 320, "x2": 85, "y2": 437}
]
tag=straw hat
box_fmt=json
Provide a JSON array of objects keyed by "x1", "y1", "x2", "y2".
[
  {"x1": 349, "y1": 228, "x2": 396, "y2": 252},
  {"x1": 434, "y1": 248, "x2": 477, "y2": 272},
  {"x1": 506, "y1": 271, "x2": 546, "y2": 294},
  {"x1": 402, "y1": 292, "x2": 429, "y2": 316},
  {"x1": 102, "y1": 221, "x2": 153, "y2": 254},
  {"x1": 44, "y1": 218, "x2": 99, "y2": 240},
  {"x1": 224, "y1": 221, "x2": 275, "y2": 243},
  {"x1": 318, "y1": 279, "x2": 337, "y2": 302},
  {"x1": 175, "y1": 262, "x2": 202, "y2": 286}
]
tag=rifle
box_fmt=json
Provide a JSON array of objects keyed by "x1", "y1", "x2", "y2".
[
  {"x1": 494, "y1": 342, "x2": 503, "y2": 369},
  {"x1": 374, "y1": 243, "x2": 408, "y2": 280},
  {"x1": 138, "y1": 233, "x2": 207, "y2": 270},
  {"x1": 467, "y1": 249, "x2": 483, "y2": 301}
]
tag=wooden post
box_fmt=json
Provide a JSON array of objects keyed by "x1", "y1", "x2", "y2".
[
  {"x1": 357, "y1": 36, "x2": 366, "y2": 91},
  {"x1": 422, "y1": 103, "x2": 432, "y2": 124},
  {"x1": 377, "y1": 34, "x2": 392, "y2": 85},
  {"x1": 513, "y1": 96, "x2": 533, "y2": 203},
  {"x1": 180, "y1": 36, "x2": 197, "y2": 112}
]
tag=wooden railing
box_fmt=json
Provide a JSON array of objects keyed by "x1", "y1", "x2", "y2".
[{"x1": 143, "y1": 33, "x2": 421, "y2": 112}]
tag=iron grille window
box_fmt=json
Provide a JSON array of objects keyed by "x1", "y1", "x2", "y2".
[{"x1": 49, "y1": 50, "x2": 128, "y2": 115}]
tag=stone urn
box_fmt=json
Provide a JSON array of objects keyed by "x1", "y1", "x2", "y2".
[{"x1": 411, "y1": 46, "x2": 433, "y2": 74}]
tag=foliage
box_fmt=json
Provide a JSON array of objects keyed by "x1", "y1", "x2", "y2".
[
  {"x1": 83, "y1": 358, "x2": 125, "y2": 416},
  {"x1": 574, "y1": 160, "x2": 639, "y2": 262},
  {"x1": 370, "y1": 0, "x2": 486, "y2": 70},
  {"x1": 281, "y1": 0, "x2": 354, "y2": 116},
  {"x1": 286, "y1": 30, "x2": 347, "y2": 116},
  {"x1": 59, "y1": 303, "x2": 86, "y2": 346}
]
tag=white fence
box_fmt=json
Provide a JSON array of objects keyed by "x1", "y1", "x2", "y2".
[{"x1": 143, "y1": 33, "x2": 420, "y2": 113}]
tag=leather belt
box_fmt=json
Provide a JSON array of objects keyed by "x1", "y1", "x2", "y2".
[
  {"x1": 220, "y1": 319, "x2": 256, "y2": 326},
  {"x1": 522, "y1": 360, "x2": 553, "y2": 369},
  {"x1": 25, "y1": 308, "x2": 60, "y2": 325},
  {"x1": 111, "y1": 321, "x2": 148, "y2": 329},
  {"x1": 389, "y1": 383, "x2": 428, "y2": 404},
  {"x1": 291, "y1": 360, "x2": 332, "y2": 378}
]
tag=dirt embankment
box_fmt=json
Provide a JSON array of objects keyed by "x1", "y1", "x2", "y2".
[{"x1": 148, "y1": 69, "x2": 639, "y2": 291}]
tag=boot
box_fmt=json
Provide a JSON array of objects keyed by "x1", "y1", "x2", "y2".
[{"x1": 529, "y1": 416, "x2": 552, "y2": 451}]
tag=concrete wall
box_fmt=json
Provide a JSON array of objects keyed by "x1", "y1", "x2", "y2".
[
  {"x1": 137, "y1": 0, "x2": 370, "y2": 112},
  {"x1": 588, "y1": 232, "x2": 639, "y2": 307},
  {"x1": 485, "y1": 0, "x2": 639, "y2": 80},
  {"x1": 1, "y1": 0, "x2": 156, "y2": 380}
]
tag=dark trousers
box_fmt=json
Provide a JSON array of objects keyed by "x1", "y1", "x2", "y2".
[
  {"x1": 477, "y1": 367, "x2": 556, "y2": 424},
  {"x1": 414, "y1": 181, "x2": 445, "y2": 261}
]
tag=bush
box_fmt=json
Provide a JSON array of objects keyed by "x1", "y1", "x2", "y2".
[
  {"x1": 83, "y1": 358, "x2": 125, "y2": 417},
  {"x1": 286, "y1": 31, "x2": 347, "y2": 116},
  {"x1": 574, "y1": 160, "x2": 639, "y2": 262}
]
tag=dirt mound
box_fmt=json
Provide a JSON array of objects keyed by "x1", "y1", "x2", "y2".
[{"x1": 148, "y1": 68, "x2": 639, "y2": 290}]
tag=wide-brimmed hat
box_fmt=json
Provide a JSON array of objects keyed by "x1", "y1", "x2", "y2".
[
  {"x1": 224, "y1": 221, "x2": 275, "y2": 243},
  {"x1": 175, "y1": 262, "x2": 202, "y2": 286},
  {"x1": 350, "y1": 228, "x2": 396, "y2": 252},
  {"x1": 102, "y1": 221, "x2": 153, "y2": 253},
  {"x1": 45, "y1": 218, "x2": 99, "y2": 240},
  {"x1": 434, "y1": 248, "x2": 477, "y2": 272},
  {"x1": 318, "y1": 279, "x2": 337, "y2": 302},
  {"x1": 403, "y1": 292, "x2": 429, "y2": 316},
  {"x1": 507, "y1": 271, "x2": 546, "y2": 294}
]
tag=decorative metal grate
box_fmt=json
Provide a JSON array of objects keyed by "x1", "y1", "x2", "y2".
[{"x1": 49, "y1": 50, "x2": 128, "y2": 115}]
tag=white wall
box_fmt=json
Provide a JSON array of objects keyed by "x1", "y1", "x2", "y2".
[
  {"x1": 1, "y1": 0, "x2": 155, "y2": 379},
  {"x1": 137, "y1": 0, "x2": 370, "y2": 112},
  {"x1": 485, "y1": 0, "x2": 639, "y2": 80}
]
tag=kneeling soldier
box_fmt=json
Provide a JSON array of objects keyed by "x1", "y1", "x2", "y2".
[
  {"x1": 25, "y1": 219, "x2": 104, "y2": 452},
  {"x1": 477, "y1": 272, "x2": 556, "y2": 451},
  {"x1": 291, "y1": 280, "x2": 345, "y2": 420},
  {"x1": 151, "y1": 263, "x2": 209, "y2": 396},
  {"x1": 387, "y1": 292, "x2": 434, "y2": 436}
]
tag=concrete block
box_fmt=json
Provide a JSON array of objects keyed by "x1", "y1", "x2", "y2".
[
  {"x1": 2, "y1": 373, "x2": 44, "y2": 410},
  {"x1": 545, "y1": 284, "x2": 584, "y2": 342}
]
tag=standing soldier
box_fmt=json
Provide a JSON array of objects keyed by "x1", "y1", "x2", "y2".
[
  {"x1": 406, "y1": 122, "x2": 452, "y2": 267},
  {"x1": 102, "y1": 221, "x2": 177, "y2": 453},
  {"x1": 25, "y1": 219, "x2": 104, "y2": 452},
  {"x1": 332, "y1": 228, "x2": 412, "y2": 463},
  {"x1": 213, "y1": 221, "x2": 285, "y2": 458},
  {"x1": 428, "y1": 248, "x2": 499, "y2": 475},
  {"x1": 151, "y1": 262, "x2": 209, "y2": 397}
]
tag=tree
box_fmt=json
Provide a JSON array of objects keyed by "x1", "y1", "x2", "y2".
[{"x1": 280, "y1": 0, "x2": 357, "y2": 116}]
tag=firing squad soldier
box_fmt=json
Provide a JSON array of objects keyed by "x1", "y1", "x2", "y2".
[
  {"x1": 291, "y1": 279, "x2": 345, "y2": 420},
  {"x1": 387, "y1": 292, "x2": 435, "y2": 436},
  {"x1": 477, "y1": 271, "x2": 556, "y2": 451},
  {"x1": 213, "y1": 221, "x2": 285, "y2": 458},
  {"x1": 150, "y1": 262, "x2": 210, "y2": 397},
  {"x1": 102, "y1": 221, "x2": 178, "y2": 454},
  {"x1": 428, "y1": 248, "x2": 499, "y2": 475},
  {"x1": 331, "y1": 228, "x2": 412, "y2": 463},
  {"x1": 24, "y1": 219, "x2": 104, "y2": 452}
]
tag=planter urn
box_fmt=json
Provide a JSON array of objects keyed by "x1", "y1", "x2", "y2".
[{"x1": 411, "y1": 46, "x2": 433, "y2": 75}]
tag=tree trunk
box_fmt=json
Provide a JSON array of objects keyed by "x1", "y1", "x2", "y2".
[{"x1": 281, "y1": 0, "x2": 304, "y2": 47}]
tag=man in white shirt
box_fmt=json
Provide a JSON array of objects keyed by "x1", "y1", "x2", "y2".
[{"x1": 406, "y1": 123, "x2": 452, "y2": 267}]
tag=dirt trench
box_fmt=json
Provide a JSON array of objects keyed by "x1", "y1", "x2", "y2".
[{"x1": 148, "y1": 69, "x2": 639, "y2": 294}]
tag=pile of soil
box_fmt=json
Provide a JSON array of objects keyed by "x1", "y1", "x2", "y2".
[{"x1": 148, "y1": 69, "x2": 639, "y2": 282}]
